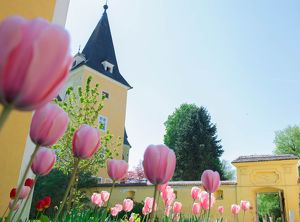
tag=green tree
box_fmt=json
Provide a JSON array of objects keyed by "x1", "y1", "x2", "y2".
[
  {"x1": 164, "y1": 103, "x2": 225, "y2": 180},
  {"x1": 274, "y1": 125, "x2": 300, "y2": 157},
  {"x1": 257, "y1": 193, "x2": 281, "y2": 222},
  {"x1": 53, "y1": 76, "x2": 119, "y2": 175},
  {"x1": 220, "y1": 160, "x2": 236, "y2": 180}
]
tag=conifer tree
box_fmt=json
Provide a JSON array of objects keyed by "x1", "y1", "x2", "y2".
[{"x1": 164, "y1": 104, "x2": 225, "y2": 180}]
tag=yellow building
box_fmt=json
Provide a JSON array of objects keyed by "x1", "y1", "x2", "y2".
[
  {"x1": 61, "y1": 4, "x2": 132, "y2": 182},
  {"x1": 0, "y1": 0, "x2": 70, "y2": 216},
  {"x1": 85, "y1": 154, "x2": 300, "y2": 222}
]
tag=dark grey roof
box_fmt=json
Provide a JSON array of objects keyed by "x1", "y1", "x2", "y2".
[
  {"x1": 123, "y1": 128, "x2": 131, "y2": 147},
  {"x1": 232, "y1": 154, "x2": 299, "y2": 163},
  {"x1": 81, "y1": 5, "x2": 132, "y2": 89}
]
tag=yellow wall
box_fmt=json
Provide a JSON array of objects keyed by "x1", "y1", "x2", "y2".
[
  {"x1": 66, "y1": 65, "x2": 129, "y2": 181},
  {"x1": 84, "y1": 159, "x2": 300, "y2": 221},
  {"x1": 0, "y1": 0, "x2": 62, "y2": 215}
]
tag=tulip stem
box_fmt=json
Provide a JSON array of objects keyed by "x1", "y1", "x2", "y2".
[
  {"x1": 106, "y1": 180, "x2": 115, "y2": 210},
  {"x1": 206, "y1": 193, "x2": 211, "y2": 222},
  {"x1": 1, "y1": 206, "x2": 8, "y2": 219},
  {"x1": 150, "y1": 185, "x2": 158, "y2": 222},
  {"x1": 6, "y1": 144, "x2": 40, "y2": 222},
  {"x1": 16, "y1": 176, "x2": 36, "y2": 222},
  {"x1": 54, "y1": 158, "x2": 80, "y2": 221},
  {"x1": 0, "y1": 105, "x2": 12, "y2": 131}
]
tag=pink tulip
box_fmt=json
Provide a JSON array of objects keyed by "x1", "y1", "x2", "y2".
[
  {"x1": 240, "y1": 200, "x2": 250, "y2": 211},
  {"x1": 111, "y1": 207, "x2": 119, "y2": 216},
  {"x1": 231, "y1": 204, "x2": 241, "y2": 215},
  {"x1": 192, "y1": 203, "x2": 201, "y2": 214},
  {"x1": 173, "y1": 201, "x2": 182, "y2": 214},
  {"x1": 107, "y1": 159, "x2": 128, "y2": 181},
  {"x1": 165, "y1": 205, "x2": 171, "y2": 217},
  {"x1": 115, "y1": 204, "x2": 123, "y2": 212},
  {"x1": 201, "y1": 169, "x2": 220, "y2": 193},
  {"x1": 161, "y1": 186, "x2": 175, "y2": 207},
  {"x1": 143, "y1": 144, "x2": 176, "y2": 185},
  {"x1": 129, "y1": 215, "x2": 134, "y2": 222},
  {"x1": 142, "y1": 206, "x2": 149, "y2": 215},
  {"x1": 19, "y1": 186, "x2": 31, "y2": 199},
  {"x1": 199, "y1": 191, "x2": 215, "y2": 210},
  {"x1": 158, "y1": 183, "x2": 168, "y2": 192},
  {"x1": 100, "y1": 191, "x2": 110, "y2": 202},
  {"x1": 123, "y1": 199, "x2": 134, "y2": 212},
  {"x1": 144, "y1": 197, "x2": 157, "y2": 213},
  {"x1": 91, "y1": 193, "x2": 103, "y2": 206},
  {"x1": 31, "y1": 147, "x2": 56, "y2": 176},
  {"x1": 0, "y1": 16, "x2": 72, "y2": 111},
  {"x1": 72, "y1": 124, "x2": 101, "y2": 159},
  {"x1": 30, "y1": 103, "x2": 69, "y2": 146},
  {"x1": 218, "y1": 206, "x2": 224, "y2": 214},
  {"x1": 191, "y1": 186, "x2": 201, "y2": 200},
  {"x1": 8, "y1": 200, "x2": 20, "y2": 210}
]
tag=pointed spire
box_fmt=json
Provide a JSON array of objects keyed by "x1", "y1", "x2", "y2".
[{"x1": 81, "y1": 2, "x2": 132, "y2": 89}]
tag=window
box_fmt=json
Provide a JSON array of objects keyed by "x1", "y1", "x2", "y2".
[
  {"x1": 102, "y1": 91, "x2": 109, "y2": 99},
  {"x1": 215, "y1": 190, "x2": 223, "y2": 200},
  {"x1": 98, "y1": 115, "x2": 108, "y2": 132},
  {"x1": 101, "y1": 61, "x2": 114, "y2": 73}
]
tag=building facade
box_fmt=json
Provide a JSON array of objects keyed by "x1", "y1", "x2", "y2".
[
  {"x1": 0, "y1": 0, "x2": 70, "y2": 215},
  {"x1": 61, "y1": 4, "x2": 132, "y2": 182}
]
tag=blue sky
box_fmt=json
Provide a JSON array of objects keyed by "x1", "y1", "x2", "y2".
[{"x1": 66, "y1": 0, "x2": 300, "y2": 169}]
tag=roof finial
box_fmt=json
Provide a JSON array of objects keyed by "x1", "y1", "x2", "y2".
[{"x1": 103, "y1": 0, "x2": 108, "y2": 11}]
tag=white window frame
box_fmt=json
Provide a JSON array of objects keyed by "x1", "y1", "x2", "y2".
[{"x1": 98, "y1": 115, "x2": 108, "y2": 132}]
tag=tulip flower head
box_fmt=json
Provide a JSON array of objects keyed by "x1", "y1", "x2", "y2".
[
  {"x1": 218, "y1": 206, "x2": 224, "y2": 214},
  {"x1": 191, "y1": 186, "x2": 201, "y2": 200},
  {"x1": 0, "y1": 16, "x2": 72, "y2": 111},
  {"x1": 100, "y1": 191, "x2": 110, "y2": 202},
  {"x1": 30, "y1": 103, "x2": 69, "y2": 146},
  {"x1": 31, "y1": 147, "x2": 56, "y2": 176},
  {"x1": 10, "y1": 188, "x2": 16, "y2": 199},
  {"x1": 72, "y1": 124, "x2": 101, "y2": 159},
  {"x1": 158, "y1": 183, "x2": 168, "y2": 192},
  {"x1": 43, "y1": 196, "x2": 51, "y2": 208},
  {"x1": 192, "y1": 203, "x2": 201, "y2": 215},
  {"x1": 24, "y1": 178, "x2": 34, "y2": 188},
  {"x1": 19, "y1": 186, "x2": 31, "y2": 199},
  {"x1": 173, "y1": 201, "x2": 182, "y2": 214},
  {"x1": 231, "y1": 204, "x2": 241, "y2": 215},
  {"x1": 115, "y1": 204, "x2": 123, "y2": 212},
  {"x1": 111, "y1": 207, "x2": 119, "y2": 217},
  {"x1": 143, "y1": 144, "x2": 176, "y2": 185},
  {"x1": 36, "y1": 200, "x2": 45, "y2": 212},
  {"x1": 9, "y1": 200, "x2": 20, "y2": 210},
  {"x1": 129, "y1": 215, "x2": 134, "y2": 222},
  {"x1": 201, "y1": 170, "x2": 220, "y2": 193},
  {"x1": 240, "y1": 200, "x2": 250, "y2": 211},
  {"x1": 123, "y1": 199, "x2": 134, "y2": 212},
  {"x1": 91, "y1": 193, "x2": 103, "y2": 206},
  {"x1": 107, "y1": 159, "x2": 128, "y2": 181}
]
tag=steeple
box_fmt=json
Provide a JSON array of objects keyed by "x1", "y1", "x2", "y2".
[{"x1": 81, "y1": 4, "x2": 131, "y2": 88}]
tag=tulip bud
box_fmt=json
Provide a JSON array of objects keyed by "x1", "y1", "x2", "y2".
[
  {"x1": 19, "y1": 186, "x2": 31, "y2": 199},
  {"x1": 173, "y1": 201, "x2": 182, "y2": 214},
  {"x1": 36, "y1": 200, "x2": 45, "y2": 212},
  {"x1": 107, "y1": 159, "x2": 128, "y2": 181},
  {"x1": 110, "y1": 207, "x2": 119, "y2": 216},
  {"x1": 143, "y1": 144, "x2": 176, "y2": 185},
  {"x1": 218, "y1": 206, "x2": 224, "y2": 214},
  {"x1": 24, "y1": 178, "x2": 35, "y2": 188},
  {"x1": 91, "y1": 193, "x2": 103, "y2": 206},
  {"x1": 72, "y1": 124, "x2": 101, "y2": 159},
  {"x1": 123, "y1": 199, "x2": 134, "y2": 212},
  {"x1": 43, "y1": 196, "x2": 51, "y2": 208},
  {"x1": 201, "y1": 169, "x2": 220, "y2": 193},
  {"x1": 30, "y1": 103, "x2": 69, "y2": 146},
  {"x1": 10, "y1": 188, "x2": 16, "y2": 199},
  {"x1": 0, "y1": 16, "x2": 72, "y2": 111},
  {"x1": 100, "y1": 191, "x2": 110, "y2": 202},
  {"x1": 231, "y1": 204, "x2": 241, "y2": 215},
  {"x1": 192, "y1": 203, "x2": 201, "y2": 215},
  {"x1": 9, "y1": 200, "x2": 20, "y2": 210},
  {"x1": 31, "y1": 147, "x2": 56, "y2": 176},
  {"x1": 191, "y1": 186, "x2": 201, "y2": 200}
]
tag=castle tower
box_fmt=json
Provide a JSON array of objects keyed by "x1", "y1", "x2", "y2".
[{"x1": 64, "y1": 4, "x2": 132, "y2": 182}]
